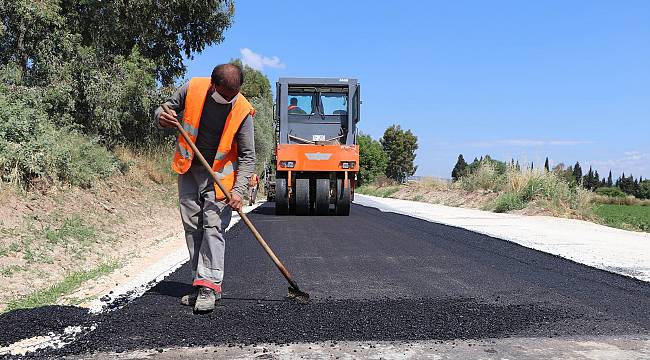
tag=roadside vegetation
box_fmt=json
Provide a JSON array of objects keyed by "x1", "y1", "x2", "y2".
[
  {"x1": 593, "y1": 204, "x2": 650, "y2": 232},
  {"x1": 5, "y1": 262, "x2": 119, "y2": 312},
  {"x1": 357, "y1": 150, "x2": 649, "y2": 233}
]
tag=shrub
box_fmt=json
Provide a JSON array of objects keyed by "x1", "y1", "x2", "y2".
[
  {"x1": 592, "y1": 195, "x2": 650, "y2": 206},
  {"x1": 595, "y1": 186, "x2": 626, "y2": 198},
  {"x1": 459, "y1": 161, "x2": 504, "y2": 191},
  {"x1": 358, "y1": 133, "x2": 388, "y2": 185},
  {"x1": 493, "y1": 192, "x2": 525, "y2": 213},
  {"x1": 0, "y1": 87, "x2": 117, "y2": 188}
]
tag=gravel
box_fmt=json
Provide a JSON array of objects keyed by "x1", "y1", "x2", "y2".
[{"x1": 0, "y1": 306, "x2": 88, "y2": 346}]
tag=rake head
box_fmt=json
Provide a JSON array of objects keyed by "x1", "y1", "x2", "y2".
[{"x1": 287, "y1": 286, "x2": 310, "y2": 304}]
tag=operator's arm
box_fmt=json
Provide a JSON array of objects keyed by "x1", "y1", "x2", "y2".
[
  {"x1": 232, "y1": 115, "x2": 256, "y2": 199},
  {"x1": 153, "y1": 82, "x2": 189, "y2": 128}
]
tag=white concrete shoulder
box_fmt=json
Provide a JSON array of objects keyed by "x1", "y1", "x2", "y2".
[{"x1": 355, "y1": 194, "x2": 650, "y2": 282}]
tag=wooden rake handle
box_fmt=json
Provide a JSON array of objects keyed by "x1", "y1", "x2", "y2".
[{"x1": 161, "y1": 104, "x2": 301, "y2": 291}]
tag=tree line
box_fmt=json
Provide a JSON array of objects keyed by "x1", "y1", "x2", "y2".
[
  {"x1": 452, "y1": 154, "x2": 650, "y2": 200},
  {"x1": 358, "y1": 125, "x2": 418, "y2": 184},
  {"x1": 0, "y1": 1, "x2": 278, "y2": 186}
]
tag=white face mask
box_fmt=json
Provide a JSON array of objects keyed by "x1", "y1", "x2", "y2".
[{"x1": 212, "y1": 90, "x2": 238, "y2": 105}]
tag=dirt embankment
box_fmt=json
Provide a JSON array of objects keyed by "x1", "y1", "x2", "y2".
[
  {"x1": 358, "y1": 179, "x2": 499, "y2": 210},
  {"x1": 357, "y1": 178, "x2": 582, "y2": 218},
  {"x1": 0, "y1": 149, "x2": 183, "y2": 312}
]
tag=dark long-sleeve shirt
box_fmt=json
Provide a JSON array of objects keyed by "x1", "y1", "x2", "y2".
[{"x1": 154, "y1": 82, "x2": 256, "y2": 199}]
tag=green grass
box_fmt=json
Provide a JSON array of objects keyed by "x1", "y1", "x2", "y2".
[
  {"x1": 493, "y1": 192, "x2": 526, "y2": 213},
  {"x1": 4, "y1": 261, "x2": 119, "y2": 313},
  {"x1": 411, "y1": 194, "x2": 425, "y2": 202},
  {"x1": 43, "y1": 216, "x2": 97, "y2": 245},
  {"x1": 593, "y1": 204, "x2": 650, "y2": 232},
  {"x1": 1, "y1": 265, "x2": 24, "y2": 276},
  {"x1": 356, "y1": 185, "x2": 401, "y2": 198}
]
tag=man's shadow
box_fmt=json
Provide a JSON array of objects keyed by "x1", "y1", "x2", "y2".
[
  {"x1": 148, "y1": 280, "x2": 193, "y2": 300},
  {"x1": 148, "y1": 279, "x2": 284, "y2": 302}
]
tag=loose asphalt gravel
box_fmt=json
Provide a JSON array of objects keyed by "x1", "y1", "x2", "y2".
[{"x1": 2, "y1": 203, "x2": 649, "y2": 358}]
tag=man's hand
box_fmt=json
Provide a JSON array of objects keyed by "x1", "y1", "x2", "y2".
[
  {"x1": 227, "y1": 193, "x2": 243, "y2": 211},
  {"x1": 159, "y1": 107, "x2": 180, "y2": 128}
]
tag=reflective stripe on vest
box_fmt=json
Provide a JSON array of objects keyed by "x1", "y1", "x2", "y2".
[
  {"x1": 181, "y1": 122, "x2": 198, "y2": 137},
  {"x1": 171, "y1": 77, "x2": 255, "y2": 200}
]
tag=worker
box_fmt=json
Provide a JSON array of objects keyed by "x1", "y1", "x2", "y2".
[
  {"x1": 154, "y1": 63, "x2": 256, "y2": 313},
  {"x1": 288, "y1": 97, "x2": 307, "y2": 114},
  {"x1": 248, "y1": 172, "x2": 259, "y2": 206}
]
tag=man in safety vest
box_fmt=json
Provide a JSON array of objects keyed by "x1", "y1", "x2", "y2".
[
  {"x1": 248, "y1": 173, "x2": 259, "y2": 206},
  {"x1": 154, "y1": 63, "x2": 256, "y2": 313},
  {"x1": 287, "y1": 97, "x2": 306, "y2": 114}
]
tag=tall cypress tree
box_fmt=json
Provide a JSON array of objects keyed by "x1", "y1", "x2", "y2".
[
  {"x1": 573, "y1": 162, "x2": 583, "y2": 185},
  {"x1": 544, "y1": 157, "x2": 549, "y2": 172},
  {"x1": 607, "y1": 170, "x2": 613, "y2": 187},
  {"x1": 583, "y1": 166, "x2": 595, "y2": 189},
  {"x1": 451, "y1": 154, "x2": 468, "y2": 181}
]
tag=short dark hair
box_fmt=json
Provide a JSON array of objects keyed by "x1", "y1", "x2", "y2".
[
  {"x1": 211, "y1": 63, "x2": 244, "y2": 91},
  {"x1": 290, "y1": 97, "x2": 298, "y2": 105}
]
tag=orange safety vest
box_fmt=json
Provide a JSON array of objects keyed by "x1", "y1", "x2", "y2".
[{"x1": 171, "y1": 77, "x2": 255, "y2": 200}]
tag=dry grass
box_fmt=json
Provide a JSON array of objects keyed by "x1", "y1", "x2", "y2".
[
  {"x1": 357, "y1": 176, "x2": 499, "y2": 209},
  {"x1": 0, "y1": 145, "x2": 180, "y2": 312},
  {"x1": 358, "y1": 163, "x2": 595, "y2": 220},
  {"x1": 592, "y1": 195, "x2": 650, "y2": 206}
]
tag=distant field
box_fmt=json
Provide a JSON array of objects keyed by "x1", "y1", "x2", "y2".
[{"x1": 593, "y1": 204, "x2": 650, "y2": 232}]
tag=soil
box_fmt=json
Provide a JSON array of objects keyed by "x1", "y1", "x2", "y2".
[
  {"x1": 383, "y1": 181, "x2": 500, "y2": 209},
  {"x1": 0, "y1": 152, "x2": 182, "y2": 312}
]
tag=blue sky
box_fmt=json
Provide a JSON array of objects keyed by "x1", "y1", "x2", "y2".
[{"x1": 185, "y1": 1, "x2": 650, "y2": 179}]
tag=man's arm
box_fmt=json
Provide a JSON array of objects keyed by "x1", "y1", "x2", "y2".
[
  {"x1": 153, "y1": 82, "x2": 189, "y2": 128},
  {"x1": 232, "y1": 115, "x2": 256, "y2": 200}
]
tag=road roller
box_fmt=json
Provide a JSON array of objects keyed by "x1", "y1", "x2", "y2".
[{"x1": 273, "y1": 77, "x2": 360, "y2": 215}]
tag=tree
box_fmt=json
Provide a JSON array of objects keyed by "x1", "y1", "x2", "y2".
[
  {"x1": 639, "y1": 180, "x2": 650, "y2": 200},
  {"x1": 618, "y1": 174, "x2": 636, "y2": 196},
  {"x1": 544, "y1": 157, "x2": 549, "y2": 172},
  {"x1": 0, "y1": 0, "x2": 235, "y2": 146},
  {"x1": 583, "y1": 166, "x2": 595, "y2": 190},
  {"x1": 572, "y1": 162, "x2": 583, "y2": 185},
  {"x1": 380, "y1": 125, "x2": 418, "y2": 183},
  {"x1": 1, "y1": 1, "x2": 234, "y2": 85},
  {"x1": 593, "y1": 170, "x2": 600, "y2": 190},
  {"x1": 358, "y1": 134, "x2": 388, "y2": 185},
  {"x1": 607, "y1": 170, "x2": 613, "y2": 187},
  {"x1": 451, "y1": 154, "x2": 468, "y2": 181},
  {"x1": 230, "y1": 59, "x2": 274, "y2": 174}
]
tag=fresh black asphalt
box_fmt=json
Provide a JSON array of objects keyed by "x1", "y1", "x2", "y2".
[{"x1": 2, "y1": 203, "x2": 649, "y2": 358}]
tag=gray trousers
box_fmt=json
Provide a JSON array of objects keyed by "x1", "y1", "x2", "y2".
[
  {"x1": 178, "y1": 164, "x2": 232, "y2": 292},
  {"x1": 248, "y1": 186, "x2": 258, "y2": 205}
]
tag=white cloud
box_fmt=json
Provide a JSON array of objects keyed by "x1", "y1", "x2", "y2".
[
  {"x1": 239, "y1": 48, "x2": 286, "y2": 71},
  {"x1": 589, "y1": 151, "x2": 650, "y2": 177},
  {"x1": 465, "y1": 139, "x2": 593, "y2": 147}
]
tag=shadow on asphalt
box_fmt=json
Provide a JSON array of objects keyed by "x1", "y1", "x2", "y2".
[{"x1": 146, "y1": 281, "x2": 193, "y2": 300}]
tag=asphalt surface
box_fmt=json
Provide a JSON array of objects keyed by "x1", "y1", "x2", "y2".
[{"x1": 3, "y1": 203, "x2": 649, "y2": 358}]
